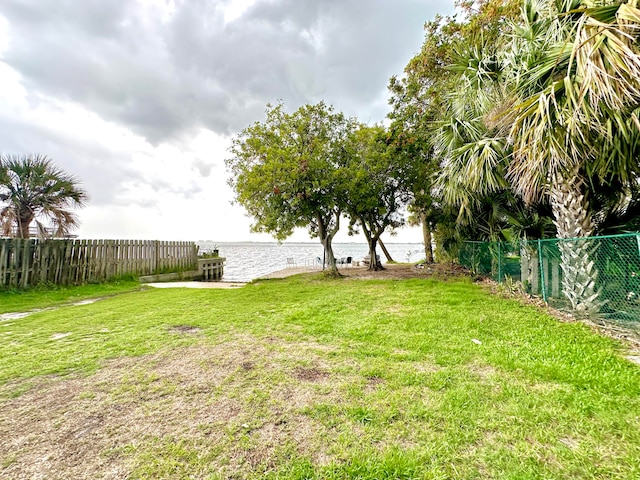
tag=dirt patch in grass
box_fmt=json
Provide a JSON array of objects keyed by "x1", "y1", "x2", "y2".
[
  {"x1": 241, "y1": 361, "x2": 255, "y2": 371},
  {"x1": 340, "y1": 262, "x2": 469, "y2": 281},
  {"x1": 410, "y1": 361, "x2": 441, "y2": 374},
  {"x1": 626, "y1": 355, "x2": 640, "y2": 366},
  {"x1": 292, "y1": 366, "x2": 329, "y2": 382},
  {"x1": 364, "y1": 375, "x2": 385, "y2": 393},
  {"x1": 168, "y1": 325, "x2": 202, "y2": 335},
  {"x1": 467, "y1": 361, "x2": 498, "y2": 380},
  {"x1": 0, "y1": 335, "x2": 365, "y2": 479}
]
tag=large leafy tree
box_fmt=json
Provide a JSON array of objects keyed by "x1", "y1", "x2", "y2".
[
  {"x1": 342, "y1": 125, "x2": 411, "y2": 271},
  {"x1": 226, "y1": 102, "x2": 354, "y2": 272},
  {"x1": 387, "y1": 14, "x2": 452, "y2": 263},
  {"x1": 0, "y1": 154, "x2": 88, "y2": 239},
  {"x1": 387, "y1": 121, "x2": 440, "y2": 262}
]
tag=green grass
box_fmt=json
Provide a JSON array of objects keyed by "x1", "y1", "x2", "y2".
[
  {"x1": 0, "y1": 277, "x2": 144, "y2": 314},
  {"x1": 1, "y1": 274, "x2": 639, "y2": 479}
]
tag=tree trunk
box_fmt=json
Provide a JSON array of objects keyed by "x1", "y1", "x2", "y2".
[
  {"x1": 322, "y1": 235, "x2": 337, "y2": 272},
  {"x1": 378, "y1": 238, "x2": 394, "y2": 262},
  {"x1": 364, "y1": 232, "x2": 384, "y2": 271},
  {"x1": 17, "y1": 214, "x2": 33, "y2": 239},
  {"x1": 357, "y1": 217, "x2": 384, "y2": 271},
  {"x1": 422, "y1": 213, "x2": 434, "y2": 263},
  {"x1": 367, "y1": 239, "x2": 383, "y2": 270},
  {"x1": 317, "y1": 212, "x2": 338, "y2": 273},
  {"x1": 549, "y1": 175, "x2": 603, "y2": 313}
]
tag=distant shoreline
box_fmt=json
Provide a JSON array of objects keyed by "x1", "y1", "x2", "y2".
[{"x1": 197, "y1": 241, "x2": 424, "y2": 245}]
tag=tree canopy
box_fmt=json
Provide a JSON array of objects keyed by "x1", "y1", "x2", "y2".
[
  {"x1": 342, "y1": 125, "x2": 411, "y2": 270},
  {"x1": 226, "y1": 102, "x2": 354, "y2": 271}
]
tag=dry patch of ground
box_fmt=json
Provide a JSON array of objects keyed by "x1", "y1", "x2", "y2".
[
  {"x1": 261, "y1": 263, "x2": 468, "y2": 282},
  {"x1": 0, "y1": 298, "x2": 106, "y2": 322},
  {"x1": 0, "y1": 334, "x2": 417, "y2": 479},
  {"x1": 338, "y1": 262, "x2": 468, "y2": 281}
]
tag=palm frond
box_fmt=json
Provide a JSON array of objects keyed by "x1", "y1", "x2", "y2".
[{"x1": 0, "y1": 154, "x2": 87, "y2": 238}]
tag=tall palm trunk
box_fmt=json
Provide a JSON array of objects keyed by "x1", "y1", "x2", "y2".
[
  {"x1": 17, "y1": 211, "x2": 34, "y2": 239},
  {"x1": 549, "y1": 173, "x2": 603, "y2": 313}
]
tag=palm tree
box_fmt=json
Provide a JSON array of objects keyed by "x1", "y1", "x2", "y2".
[
  {"x1": 437, "y1": 0, "x2": 640, "y2": 312},
  {"x1": 0, "y1": 154, "x2": 88, "y2": 238},
  {"x1": 504, "y1": 0, "x2": 640, "y2": 311}
]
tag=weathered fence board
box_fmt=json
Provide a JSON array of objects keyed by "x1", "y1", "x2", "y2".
[{"x1": 0, "y1": 239, "x2": 198, "y2": 288}]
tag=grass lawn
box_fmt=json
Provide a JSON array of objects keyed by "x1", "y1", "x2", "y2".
[
  {"x1": 1, "y1": 274, "x2": 639, "y2": 479},
  {"x1": 0, "y1": 278, "x2": 144, "y2": 314}
]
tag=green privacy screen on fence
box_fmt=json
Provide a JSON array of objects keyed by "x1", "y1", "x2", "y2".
[{"x1": 459, "y1": 233, "x2": 640, "y2": 325}]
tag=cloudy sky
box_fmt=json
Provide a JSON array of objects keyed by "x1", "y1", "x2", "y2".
[{"x1": 0, "y1": 0, "x2": 454, "y2": 243}]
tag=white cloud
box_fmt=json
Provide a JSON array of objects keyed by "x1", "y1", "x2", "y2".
[
  {"x1": 224, "y1": 0, "x2": 258, "y2": 24},
  {"x1": 0, "y1": 0, "x2": 455, "y2": 244}
]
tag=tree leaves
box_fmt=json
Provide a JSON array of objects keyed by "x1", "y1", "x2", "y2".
[{"x1": 226, "y1": 102, "x2": 357, "y2": 269}]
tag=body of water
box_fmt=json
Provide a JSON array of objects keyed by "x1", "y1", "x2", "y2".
[{"x1": 197, "y1": 242, "x2": 425, "y2": 282}]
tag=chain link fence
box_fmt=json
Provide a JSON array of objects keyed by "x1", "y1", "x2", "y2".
[{"x1": 460, "y1": 234, "x2": 640, "y2": 328}]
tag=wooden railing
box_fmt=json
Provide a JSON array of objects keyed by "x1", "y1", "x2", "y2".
[{"x1": 0, "y1": 239, "x2": 198, "y2": 288}]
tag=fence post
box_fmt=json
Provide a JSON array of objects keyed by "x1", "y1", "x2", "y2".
[
  {"x1": 520, "y1": 239, "x2": 528, "y2": 285},
  {"x1": 154, "y1": 240, "x2": 159, "y2": 274},
  {"x1": 538, "y1": 239, "x2": 547, "y2": 303},
  {"x1": 498, "y1": 242, "x2": 502, "y2": 282},
  {"x1": 551, "y1": 258, "x2": 560, "y2": 297}
]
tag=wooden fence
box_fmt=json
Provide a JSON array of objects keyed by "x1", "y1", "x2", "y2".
[{"x1": 0, "y1": 239, "x2": 198, "y2": 288}]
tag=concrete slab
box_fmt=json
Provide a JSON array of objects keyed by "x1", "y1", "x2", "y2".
[
  {"x1": 258, "y1": 266, "x2": 320, "y2": 279},
  {"x1": 144, "y1": 281, "x2": 246, "y2": 289}
]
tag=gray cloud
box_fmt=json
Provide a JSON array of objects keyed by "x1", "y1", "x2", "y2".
[
  {"x1": 1, "y1": 0, "x2": 448, "y2": 143},
  {"x1": 0, "y1": 111, "x2": 205, "y2": 209},
  {"x1": 0, "y1": 0, "x2": 454, "y2": 240},
  {"x1": 0, "y1": 112, "x2": 139, "y2": 206},
  {"x1": 193, "y1": 158, "x2": 215, "y2": 177}
]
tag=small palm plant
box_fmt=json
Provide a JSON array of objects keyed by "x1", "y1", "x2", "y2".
[{"x1": 0, "y1": 154, "x2": 88, "y2": 238}]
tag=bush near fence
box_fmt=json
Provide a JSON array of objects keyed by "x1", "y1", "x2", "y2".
[
  {"x1": 460, "y1": 233, "x2": 640, "y2": 324},
  {"x1": 0, "y1": 239, "x2": 198, "y2": 288}
]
